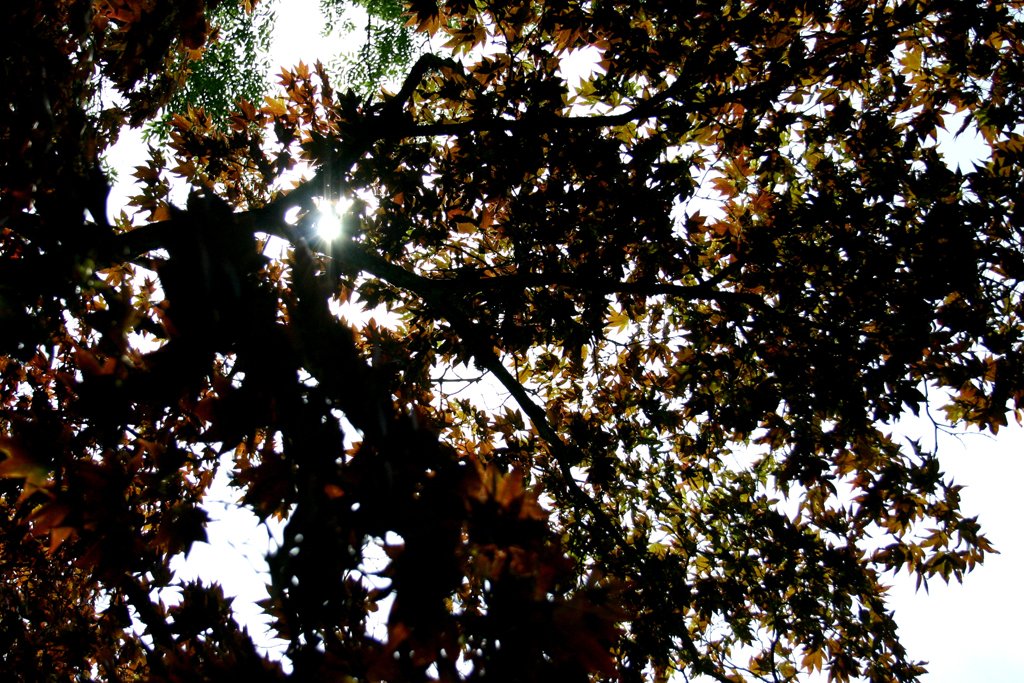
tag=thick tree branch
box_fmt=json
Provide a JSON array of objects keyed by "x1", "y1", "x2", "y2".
[{"x1": 118, "y1": 574, "x2": 176, "y2": 674}]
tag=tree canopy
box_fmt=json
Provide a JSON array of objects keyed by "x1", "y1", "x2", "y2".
[
  {"x1": 2, "y1": 0, "x2": 1023, "y2": 681},
  {"x1": 154, "y1": 0, "x2": 275, "y2": 138},
  {"x1": 321, "y1": 0, "x2": 425, "y2": 94}
]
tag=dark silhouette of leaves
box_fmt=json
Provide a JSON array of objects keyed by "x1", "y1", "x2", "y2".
[{"x1": 2, "y1": 0, "x2": 1023, "y2": 681}]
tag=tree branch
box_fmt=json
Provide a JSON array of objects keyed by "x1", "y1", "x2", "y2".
[
  {"x1": 118, "y1": 574, "x2": 175, "y2": 673},
  {"x1": 438, "y1": 268, "x2": 771, "y2": 311},
  {"x1": 329, "y1": 242, "x2": 635, "y2": 546}
]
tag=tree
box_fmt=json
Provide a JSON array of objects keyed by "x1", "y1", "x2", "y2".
[
  {"x1": 152, "y1": 0, "x2": 275, "y2": 138},
  {"x1": 2, "y1": 0, "x2": 1023, "y2": 680},
  {"x1": 156, "y1": 0, "x2": 424, "y2": 138},
  {"x1": 153, "y1": 0, "x2": 420, "y2": 139},
  {"x1": 322, "y1": 0, "x2": 425, "y2": 94}
]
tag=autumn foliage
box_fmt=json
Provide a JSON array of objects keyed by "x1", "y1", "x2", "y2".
[{"x1": 2, "y1": 0, "x2": 1024, "y2": 680}]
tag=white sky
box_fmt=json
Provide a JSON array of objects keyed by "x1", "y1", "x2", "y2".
[
  {"x1": 102, "y1": 0, "x2": 1024, "y2": 678},
  {"x1": 884, "y1": 421, "x2": 1024, "y2": 682}
]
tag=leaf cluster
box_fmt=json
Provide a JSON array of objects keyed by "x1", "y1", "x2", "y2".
[{"x1": 2, "y1": 0, "x2": 1024, "y2": 681}]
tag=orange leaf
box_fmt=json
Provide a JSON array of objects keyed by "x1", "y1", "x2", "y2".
[
  {"x1": 0, "y1": 437, "x2": 50, "y2": 490},
  {"x1": 27, "y1": 501, "x2": 70, "y2": 531},
  {"x1": 47, "y1": 526, "x2": 76, "y2": 554}
]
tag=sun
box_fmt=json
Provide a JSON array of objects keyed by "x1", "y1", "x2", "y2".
[{"x1": 315, "y1": 196, "x2": 352, "y2": 242}]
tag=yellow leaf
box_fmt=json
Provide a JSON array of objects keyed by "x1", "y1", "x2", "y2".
[
  {"x1": 900, "y1": 48, "x2": 922, "y2": 73},
  {"x1": 263, "y1": 96, "x2": 288, "y2": 117},
  {"x1": 605, "y1": 308, "x2": 630, "y2": 333},
  {"x1": 800, "y1": 647, "x2": 825, "y2": 673}
]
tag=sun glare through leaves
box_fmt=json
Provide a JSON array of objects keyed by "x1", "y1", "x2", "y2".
[{"x1": 314, "y1": 196, "x2": 351, "y2": 242}]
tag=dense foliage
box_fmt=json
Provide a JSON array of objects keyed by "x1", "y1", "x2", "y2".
[{"x1": 2, "y1": 0, "x2": 1023, "y2": 681}]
